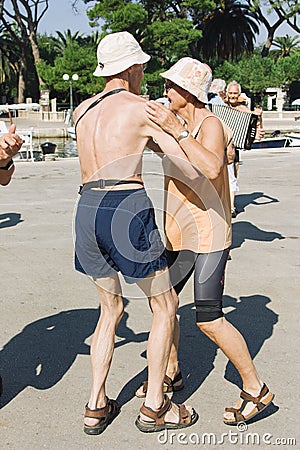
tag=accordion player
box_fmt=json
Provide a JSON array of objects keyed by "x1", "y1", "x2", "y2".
[{"x1": 208, "y1": 104, "x2": 258, "y2": 150}]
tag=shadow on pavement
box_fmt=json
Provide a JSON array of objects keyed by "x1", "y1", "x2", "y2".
[
  {"x1": 117, "y1": 294, "x2": 278, "y2": 416},
  {"x1": 223, "y1": 295, "x2": 278, "y2": 388},
  {"x1": 170, "y1": 295, "x2": 278, "y2": 404},
  {"x1": 231, "y1": 221, "x2": 284, "y2": 250},
  {"x1": 0, "y1": 299, "x2": 148, "y2": 408},
  {"x1": 235, "y1": 192, "x2": 279, "y2": 214},
  {"x1": 0, "y1": 212, "x2": 23, "y2": 229},
  {"x1": 0, "y1": 289, "x2": 278, "y2": 421}
]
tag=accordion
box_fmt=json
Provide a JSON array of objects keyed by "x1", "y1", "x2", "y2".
[{"x1": 209, "y1": 104, "x2": 258, "y2": 150}]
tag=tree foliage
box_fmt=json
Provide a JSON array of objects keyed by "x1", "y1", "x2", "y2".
[
  {"x1": 271, "y1": 34, "x2": 300, "y2": 57},
  {"x1": 214, "y1": 51, "x2": 300, "y2": 104},
  {"x1": 84, "y1": 0, "x2": 260, "y2": 62},
  {"x1": 0, "y1": 0, "x2": 49, "y2": 101},
  {"x1": 37, "y1": 39, "x2": 103, "y2": 104},
  {"x1": 200, "y1": 0, "x2": 259, "y2": 61},
  {"x1": 1, "y1": 0, "x2": 299, "y2": 104},
  {"x1": 248, "y1": 0, "x2": 300, "y2": 56}
]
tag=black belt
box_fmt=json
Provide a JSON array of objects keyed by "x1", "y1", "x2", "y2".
[{"x1": 78, "y1": 179, "x2": 144, "y2": 195}]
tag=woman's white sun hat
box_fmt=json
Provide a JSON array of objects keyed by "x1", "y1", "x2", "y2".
[
  {"x1": 93, "y1": 31, "x2": 150, "y2": 77},
  {"x1": 160, "y1": 57, "x2": 212, "y2": 104}
]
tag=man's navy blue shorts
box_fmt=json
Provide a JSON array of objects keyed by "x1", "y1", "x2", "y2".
[{"x1": 74, "y1": 188, "x2": 167, "y2": 283}]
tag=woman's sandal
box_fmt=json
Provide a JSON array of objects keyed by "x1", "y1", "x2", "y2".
[
  {"x1": 135, "y1": 394, "x2": 198, "y2": 433},
  {"x1": 84, "y1": 397, "x2": 120, "y2": 435},
  {"x1": 135, "y1": 371, "x2": 184, "y2": 398},
  {"x1": 224, "y1": 383, "x2": 274, "y2": 425}
]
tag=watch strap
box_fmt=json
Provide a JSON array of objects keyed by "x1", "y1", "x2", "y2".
[{"x1": 0, "y1": 159, "x2": 14, "y2": 170}]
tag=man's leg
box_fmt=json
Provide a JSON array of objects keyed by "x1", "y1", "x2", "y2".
[
  {"x1": 135, "y1": 251, "x2": 195, "y2": 397},
  {"x1": 166, "y1": 314, "x2": 180, "y2": 379},
  {"x1": 165, "y1": 251, "x2": 196, "y2": 380},
  {"x1": 137, "y1": 269, "x2": 196, "y2": 426},
  {"x1": 137, "y1": 269, "x2": 177, "y2": 410},
  {"x1": 84, "y1": 274, "x2": 123, "y2": 427}
]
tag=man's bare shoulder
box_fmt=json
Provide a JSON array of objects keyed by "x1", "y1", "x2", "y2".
[
  {"x1": 73, "y1": 91, "x2": 146, "y2": 122},
  {"x1": 73, "y1": 94, "x2": 103, "y2": 122},
  {"x1": 124, "y1": 92, "x2": 147, "y2": 107},
  {"x1": 120, "y1": 93, "x2": 148, "y2": 122}
]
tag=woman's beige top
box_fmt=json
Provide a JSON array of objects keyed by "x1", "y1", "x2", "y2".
[{"x1": 163, "y1": 115, "x2": 232, "y2": 254}]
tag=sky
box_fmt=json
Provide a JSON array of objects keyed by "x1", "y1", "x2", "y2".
[{"x1": 38, "y1": 0, "x2": 297, "y2": 46}]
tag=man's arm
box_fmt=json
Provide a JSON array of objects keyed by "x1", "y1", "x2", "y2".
[{"x1": 0, "y1": 124, "x2": 23, "y2": 186}]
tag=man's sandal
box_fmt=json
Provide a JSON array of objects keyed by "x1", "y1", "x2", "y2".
[
  {"x1": 135, "y1": 371, "x2": 184, "y2": 398},
  {"x1": 135, "y1": 394, "x2": 198, "y2": 433},
  {"x1": 224, "y1": 383, "x2": 274, "y2": 425},
  {"x1": 84, "y1": 397, "x2": 119, "y2": 435}
]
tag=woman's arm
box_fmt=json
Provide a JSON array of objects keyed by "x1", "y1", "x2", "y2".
[{"x1": 145, "y1": 101, "x2": 225, "y2": 180}]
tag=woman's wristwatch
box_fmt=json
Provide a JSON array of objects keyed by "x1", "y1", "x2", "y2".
[
  {"x1": 0, "y1": 159, "x2": 14, "y2": 170},
  {"x1": 177, "y1": 129, "x2": 190, "y2": 142}
]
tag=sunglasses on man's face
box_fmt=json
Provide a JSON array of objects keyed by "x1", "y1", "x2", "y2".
[{"x1": 164, "y1": 81, "x2": 176, "y2": 93}]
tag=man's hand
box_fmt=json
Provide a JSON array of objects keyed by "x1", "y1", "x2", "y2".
[
  {"x1": 0, "y1": 124, "x2": 23, "y2": 167},
  {"x1": 255, "y1": 126, "x2": 265, "y2": 141},
  {"x1": 0, "y1": 124, "x2": 23, "y2": 185}
]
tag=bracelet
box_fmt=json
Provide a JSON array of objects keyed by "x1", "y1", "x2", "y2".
[
  {"x1": 177, "y1": 129, "x2": 190, "y2": 142},
  {"x1": 0, "y1": 159, "x2": 14, "y2": 171}
]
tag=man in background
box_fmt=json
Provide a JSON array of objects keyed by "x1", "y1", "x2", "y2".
[{"x1": 226, "y1": 81, "x2": 265, "y2": 216}]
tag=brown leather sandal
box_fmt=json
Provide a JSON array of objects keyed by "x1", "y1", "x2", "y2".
[
  {"x1": 224, "y1": 383, "x2": 274, "y2": 425},
  {"x1": 135, "y1": 394, "x2": 198, "y2": 433},
  {"x1": 135, "y1": 371, "x2": 184, "y2": 398},
  {"x1": 84, "y1": 397, "x2": 119, "y2": 435}
]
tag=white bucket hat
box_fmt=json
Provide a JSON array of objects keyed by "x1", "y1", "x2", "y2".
[
  {"x1": 160, "y1": 57, "x2": 212, "y2": 104},
  {"x1": 93, "y1": 31, "x2": 150, "y2": 77}
]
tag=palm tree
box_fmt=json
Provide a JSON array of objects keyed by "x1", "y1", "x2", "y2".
[
  {"x1": 0, "y1": 25, "x2": 20, "y2": 87},
  {"x1": 271, "y1": 34, "x2": 300, "y2": 57},
  {"x1": 79, "y1": 31, "x2": 101, "y2": 47},
  {"x1": 200, "y1": 0, "x2": 259, "y2": 61},
  {"x1": 52, "y1": 29, "x2": 84, "y2": 54}
]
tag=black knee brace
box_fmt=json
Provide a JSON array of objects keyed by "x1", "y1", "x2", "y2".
[{"x1": 195, "y1": 300, "x2": 224, "y2": 322}]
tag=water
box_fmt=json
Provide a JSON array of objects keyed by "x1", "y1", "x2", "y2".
[
  {"x1": 33, "y1": 136, "x2": 78, "y2": 158},
  {"x1": 30, "y1": 137, "x2": 154, "y2": 161}
]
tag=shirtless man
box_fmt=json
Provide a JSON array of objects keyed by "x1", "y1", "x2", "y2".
[
  {"x1": 0, "y1": 124, "x2": 23, "y2": 186},
  {"x1": 73, "y1": 31, "x2": 198, "y2": 435}
]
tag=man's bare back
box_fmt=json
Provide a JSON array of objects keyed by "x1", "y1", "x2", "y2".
[{"x1": 74, "y1": 88, "x2": 195, "y2": 185}]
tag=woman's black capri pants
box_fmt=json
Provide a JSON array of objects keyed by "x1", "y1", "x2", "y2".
[{"x1": 166, "y1": 248, "x2": 230, "y2": 323}]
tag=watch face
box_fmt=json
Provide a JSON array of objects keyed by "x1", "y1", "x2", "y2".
[{"x1": 178, "y1": 130, "x2": 190, "y2": 141}]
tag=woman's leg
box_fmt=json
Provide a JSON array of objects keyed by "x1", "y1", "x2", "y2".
[{"x1": 194, "y1": 249, "x2": 267, "y2": 420}]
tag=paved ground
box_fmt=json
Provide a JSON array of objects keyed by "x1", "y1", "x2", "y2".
[{"x1": 0, "y1": 148, "x2": 299, "y2": 449}]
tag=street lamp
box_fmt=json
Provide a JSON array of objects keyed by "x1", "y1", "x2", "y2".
[{"x1": 63, "y1": 73, "x2": 79, "y2": 123}]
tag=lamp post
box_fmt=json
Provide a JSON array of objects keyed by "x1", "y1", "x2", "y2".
[{"x1": 63, "y1": 73, "x2": 78, "y2": 124}]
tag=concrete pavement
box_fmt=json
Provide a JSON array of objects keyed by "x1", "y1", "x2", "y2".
[{"x1": 0, "y1": 149, "x2": 299, "y2": 449}]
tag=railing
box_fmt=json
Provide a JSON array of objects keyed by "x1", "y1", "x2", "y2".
[
  {"x1": 262, "y1": 111, "x2": 300, "y2": 119},
  {"x1": 17, "y1": 110, "x2": 67, "y2": 122}
]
